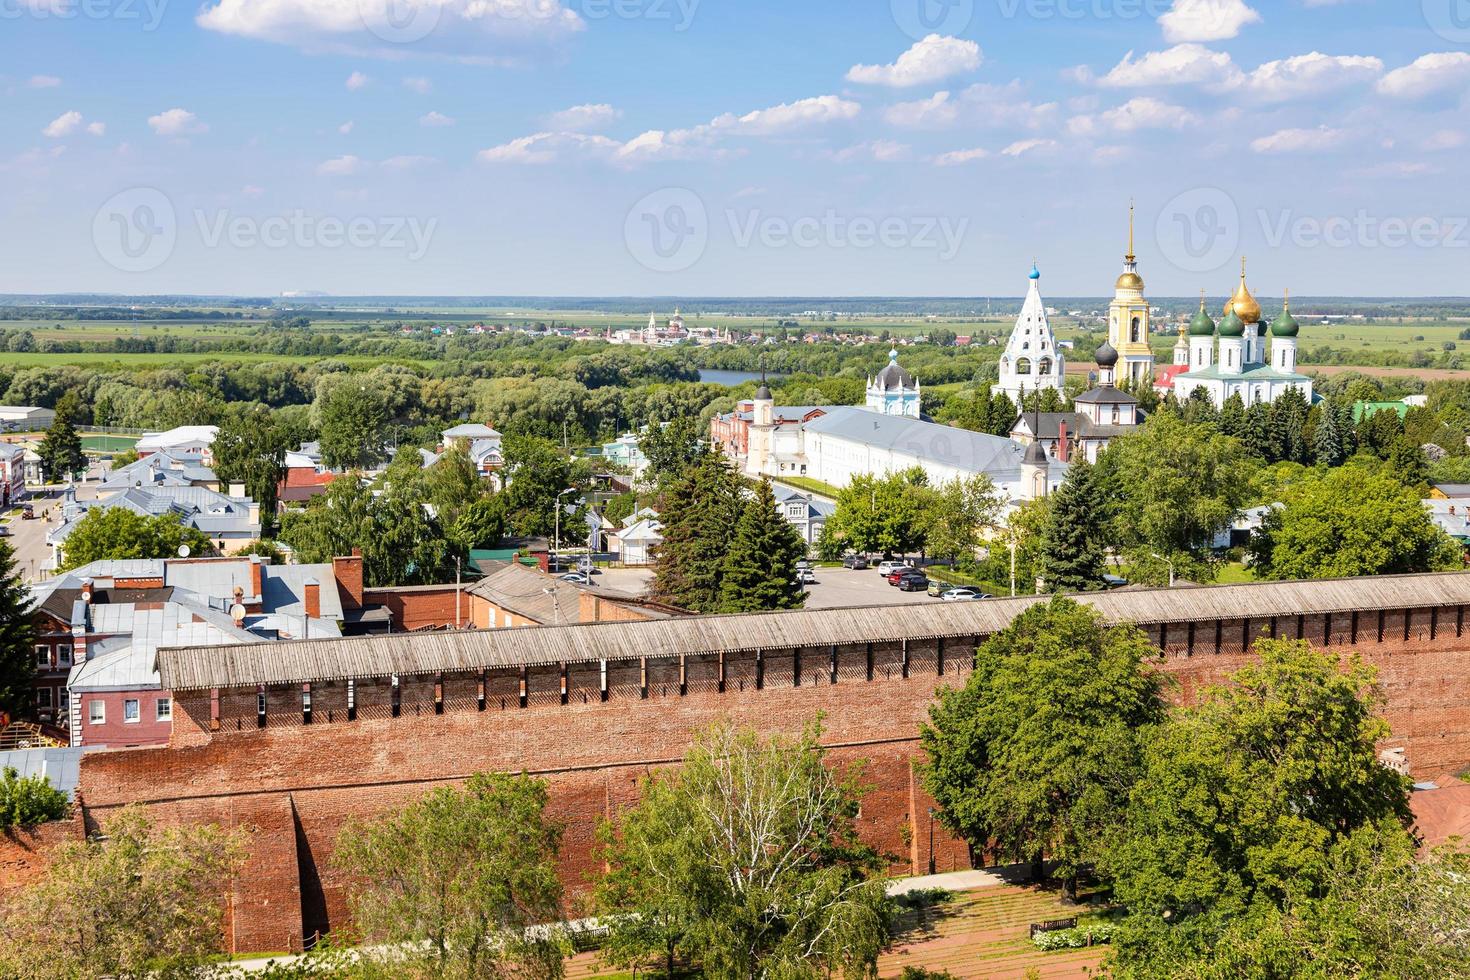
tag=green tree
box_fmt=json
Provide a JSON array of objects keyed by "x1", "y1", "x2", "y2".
[
  {"x1": 825, "y1": 470, "x2": 928, "y2": 558},
  {"x1": 1102, "y1": 641, "x2": 1415, "y2": 976},
  {"x1": 318, "y1": 383, "x2": 388, "y2": 471},
  {"x1": 651, "y1": 451, "x2": 743, "y2": 611},
  {"x1": 1217, "y1": 393, "x2": 1245, "y2": 438},
  {"x1": 1038, "y1": 459, "x2": 1106, "y2": 593},
  {"x1": 1313, "y1": 401, "x2": 1348, "y2": 467},
  {"x1": 0, "y1": 541, "x2": 37, "y2": 720},
  {"x1": 497, "y1": 436, "x2": 592, "y2": 542},
  {"x1": 333, "y1": 772, "x2": 565, "y2": 980},
  {"x1": 638, "y1": 415, "x2": 706, "y2": 489},
  {"x1": 1241, "y1": 402, "x2": 1273, "y2": 460},
  {"x1": 0, "y1": 765, "x2": 68, "y2": 829},
  {"x1": 921, "y1": 598, "x2": 1165, "y2": 896},
  {"x1": 37, "y1": 391, "x2": 84, "y2": 483},
  {"x1": 0, "y1": 806, "x2": 246, "y2": 980},
  {"x1": 1386, "y1": 436, "x2": 1430, "y2": 491},
  {"x1": 1094, "y1": 412, "x2": 1256, "y2": 583},
  {"x1": 211, "y1": 405, "x2": 294, "y2": 532},
  {"x1": 449, "y1": 496, "x2": 506, "y2": 552},
  {"x1": 918, "y1": 475, "x2": 1004, "y2": 563},
  {"x1": 279, "y1": 477, "x2": 451, "y2": 586},
  {"x1": 1249, "y1": 463, "x2": 1461, "y2": 580},
  {"x1": 594, "y1": 723, "x2": 890, "y2": 980},
  {"x1": 718, "y1": 479, "x2": 807, "y2": 613},
  {"x1": 59, "y1": 508, "x2": 213, "y2": 570}
]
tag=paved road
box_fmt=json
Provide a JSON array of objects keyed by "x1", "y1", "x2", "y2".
[{"x1": 593, "y1": 565, "x2": 981, "y2": 611}]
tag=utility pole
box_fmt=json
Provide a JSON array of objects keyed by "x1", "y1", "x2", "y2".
[{"x1": 454, "y1": 555, "x2": 461, "y2": 628}]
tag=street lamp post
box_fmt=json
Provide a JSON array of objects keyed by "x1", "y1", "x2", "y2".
[
  {"x1": 553, "y1": 487, "x2": 577, "y2": 560},
  {"x1": 1152, "y1": 552, "x2": 1176, "y2": 588},
  {"x1": 927, "y1": 807, "x2": 936, "y2": 875}
]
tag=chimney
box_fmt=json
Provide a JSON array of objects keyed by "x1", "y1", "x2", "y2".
[
  {"x1": 304, "y1": 579, "x2": 321, "y2": 620},
  {"x1": 228, "y1": 481, "x2": 246, "y2": 498},
  {"x1": 1057, "y1": 421, "x2": 1069, "y2": 464},
  {"x1": 249, "y1": 556, "x2": 264, "y2": 599},
  {"x1": 81, "y1": 578, "x2": 93, "y2": 604},
  {"x1": 333, "y1": 553, "x2": 364, "y2": 610}
]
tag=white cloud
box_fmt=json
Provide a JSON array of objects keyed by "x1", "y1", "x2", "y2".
[
  {"x1": 831, "y1": 139, "x2": 911, "y2": 162},
  {"x1": 544, "y1": 103, "x2": 621, "y2": 132},
  {"x1": 382, "y1": 154, "x2": 437, "y2": 169},
  {"x1": 1070, "y1": 97, "x2": 1197, "y2": 136},
  {"x1": 477, "y1": 131, "x2": 619, "y2": 164},
  {"x1": 846, "y1": 34, "x2": 981, "y2": 88},
  {"x1": 419, "y1": 110, "x2": 455, "y2": 127},
  {"x1": 86, "y1": 121, "x2": 106, "y2": 136},
  {"x1": 1244, "y1": 52, "x2": 1382, "y2": 101},
  {"x1": 1000, "y1": 139, "x2": 1057, "y2": 157},
  {"x1": 884, "y1": 81, "x2": 1054, "y2": 130},
  {"x1": 708, "y1": 94, "x2": 860, "y2": 135},
  {"x1": 316, "y1": 154, "x2": 365, "y2": 176},
  {"x1": 27, "y1": 75, "x2": 61, "y2": 88},
  {"x1": 148, "y1": 108, "x2": 207, "y2": 136},
  {"x1": 1098, "y1": 44, "x2": 1242, "y2": 89},
  {"x1": 1423, "y1": 129, "x2": 1466, "y2": 151},
  {"x1": 338, "y1": 121, "x2": 355, "y2": 134},
  {"x1": 1376, "y1": 52, "x2": 1470, "y2": 99},
  {"x1": 345, "y1": 71, "x2": 369, "y2": 91},
  {"x1": 1159, "y1": 0, "x2": 1261, "y2": 43},
  {"x1": 1250, "y1": 125, "x2": 1348, "y2": 154},
  {"x1": 402, "y1": 76, "x2": 432, "y2": 94},
  {"x1": 42, "y1": 111, "x2": 82, "y2": 138},
  {"x1": 197, "y1": 0, "x2": 584, "y2": 61},
  {"x1": 933, "y1": 146, "x2": 989, "y2": 166}
]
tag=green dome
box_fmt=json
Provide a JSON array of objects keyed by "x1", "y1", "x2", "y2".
[
  {"x1": 1218, "y1": 311, "x2": 1245, "y2": 338},
  {"x1": 1271, "y1": 302, "x2": 1300, "y2": 338},
  {"x1": 1189, "y1": 306, "x2": 1216, "y2": 337}
]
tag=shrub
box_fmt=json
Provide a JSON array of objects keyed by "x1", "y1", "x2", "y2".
[
  {"x1": 0, "y1": 766, "x2": 69, "y2": 829},
  {"x1": 1031, "y1": 923, "x2": 1116, "y2": 951}
]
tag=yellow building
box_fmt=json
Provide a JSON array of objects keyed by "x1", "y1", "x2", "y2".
[{"x1": 1108, "y1": 203, "x2": 1155, "y2": 388}]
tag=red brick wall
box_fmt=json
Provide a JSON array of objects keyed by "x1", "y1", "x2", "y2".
[
  {"x1": 363, "y1": 585, "x2": 466, "y2": 631},
  {"x1": 74, "y1": 689, "x2": 172, "y2": 748},
  {"x1": 67, "y1": 607, "x2": 1470, "y2": 957}
]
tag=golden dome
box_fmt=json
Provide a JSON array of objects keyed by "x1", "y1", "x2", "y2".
[
  {"x1": 1116, "y1": 271, "x2": 1145, "y2": 291},
  {"x1": 1222, "y1": 256, "x2": 1261, "y2": 324}
]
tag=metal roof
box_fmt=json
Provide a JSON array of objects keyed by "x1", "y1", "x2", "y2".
[
  {"x1": 0, "y1": 747, "x2": 99, "y2": 799},
  {"x1": 801, "y1": 407, "x2": 1025, "y2": 476},
  {"x1": 157, "y1": 571, "x2": 1470, "y2": 692}
]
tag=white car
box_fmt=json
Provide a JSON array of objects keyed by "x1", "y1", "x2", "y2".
[
  {"x1": 941, "y1": 588, "x2": 990, "y2": 602},
  {"x1": 876, "y1": 560, "x2": 911, "y2": 577}
]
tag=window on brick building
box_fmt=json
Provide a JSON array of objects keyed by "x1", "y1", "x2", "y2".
[
  {"x1": 88, "y1": 700, "x2": 104, "y2": 724},
  {"x1": 156, "y1": 697, "x2": 172, "y2": 722},
  {"x1": 58, "y1": 645, "x2": 72, "y2": 666},
  {"x1": 124, "y1": 699, "x2": 140, "y2": 723},
  {"x1": 59, "y1": 690, "x2": 69, "y2": 718},
  {"x1": 35, "y1": 645, "x2": 49, "y2": 668},
  {"x1": 36, "y1": 687, "x2": 52, "y2": 709}
]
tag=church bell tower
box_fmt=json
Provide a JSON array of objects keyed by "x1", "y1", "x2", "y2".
[{"x1": 1108, "y1": 202, "x2": 1155, "y2": 388}]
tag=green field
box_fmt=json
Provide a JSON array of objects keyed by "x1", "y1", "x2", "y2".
[
  {"x1": 0, "y1": 351, "x2": 418, "y2": 369},
  {"x1": 82, "y1": 434, "x2": 140, "y2": 453}
]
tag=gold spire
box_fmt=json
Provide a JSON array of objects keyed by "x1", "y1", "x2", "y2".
[
  {"x1": 1283, "y1": 288, "x2": 1290, "y2": 312},
  {"x1": 1115, "y1": 200, "x2": 1144, "y2": 291},
  {"x1": 1223, "y1": 255, "x2": 1261, "y2": 324},
  {"x1": 1199, "y1": 289, "x2": 1206, "y2": 313},
  {"x1": 1126, "y1": 199, "x2": 1135, "y2": 262}
]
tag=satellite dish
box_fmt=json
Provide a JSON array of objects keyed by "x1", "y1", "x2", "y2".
[
  {"x1": 177, "y1": 544, "x2": 191, "y2": 558},
  {"x1": 230, "y1": 603, "x2": 246, "y2": 625}
]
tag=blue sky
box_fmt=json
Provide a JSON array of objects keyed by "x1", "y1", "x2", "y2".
[{"x1": 2, "y1": 0, "x2": 1469, "y2": 297}]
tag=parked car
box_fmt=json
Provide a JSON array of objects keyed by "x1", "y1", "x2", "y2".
[
  {"x1": 795, "y1": 559, "x2": 812, "y2": 571},
  {"x1": 20, "y1": 504, "x2": 34, "y2": 520},
  {"x1": 558, "y1": 572, "x2": 591, "y2": 585},
  {"x1": 927, "y1": 580, "x2": 949, "y2": 597},
  {"x1": 885, "y1": 567, "x2": 917, "y2": 586},
  {"x1": 797, "y1": 568, "x2": 818, "y2": 585},
  {"x1": 876, "y1": 560, "x2": 910, "y2": 577},
  {"x1": 1102, "y1": 574, "x2": 1129, "y2": 589},
  {"x1": 897, "y1": 573, "x2": 930, "y2": 592},
  {"x1": 941, "y1": 588, "x2": 992, "y2": 602},
  {"x1": 842, "y1": 554, "x2": 870, "y2": 570}
]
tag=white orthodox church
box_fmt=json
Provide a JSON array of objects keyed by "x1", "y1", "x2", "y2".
[
  {"x1": 866, "y1": 349, "x2": 922, "y2": 417},
  {"x1": 993, "y1": 264, "x2": 1065, "y2": 405},
  {"x1": 1172, "y1": 260, "x2": 1312, "y2": 408}
]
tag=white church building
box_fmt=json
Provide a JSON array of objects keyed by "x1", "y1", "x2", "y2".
[
  {"x1": 993, "y1": 264, "x2": 1065, "y2": 405},
  {"x1": 1173, "y1": 261, "x2": 1312, "y2": 409}
]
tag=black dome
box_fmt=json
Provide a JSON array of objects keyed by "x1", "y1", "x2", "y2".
[{"x1": 1094, "y1": 341, "x2": 1119, "y2": 369}]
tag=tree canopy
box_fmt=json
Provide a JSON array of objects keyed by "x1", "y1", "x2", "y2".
[
  {"x1": 718, "y1": 478, "x2": 807, "y2": 613},
  {"x1": 0, "y1": 540, "x2": 37, "y2": 719},
  {"x1": 60, "y1": 507, "x2": 213, "y2": 570}
]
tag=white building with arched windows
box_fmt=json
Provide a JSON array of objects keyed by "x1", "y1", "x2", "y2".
[{"x1": 993, "y1": 264, "x2": 1065, "y2": 406}]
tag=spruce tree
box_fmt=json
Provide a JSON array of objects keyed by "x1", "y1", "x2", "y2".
[
  {"x1": 651, "y1": 452, "x2": 743, "y2": 612},
  {"x1": 1038, "y1": 460, "x2": 1106, "y2": 593},
  {"x1": 1218, "y1": 393, "x2": 1246, "y2": 438},
  {"x1": 1314, "y1": 402, "x2": 1348, "y2": 467},
  {"x1": 1243, "y1": 403, "x2": 1274, "y2": 460},
  {"x1": 38, "y1": 391, "x2": 84, "y2": 483},
  {"x1": 0, "y1": 540, "x2": 37, "y2": 719},
  {"x1": 718, "y1": 479, "x2": 807, "y2": 613}
]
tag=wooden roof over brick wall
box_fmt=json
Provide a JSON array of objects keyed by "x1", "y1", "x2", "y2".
[{"x1": 157, "y1": 571, "x2": 1470, "y2": 692}]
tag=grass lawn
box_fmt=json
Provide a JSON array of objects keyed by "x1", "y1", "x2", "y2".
[
  {"x1": 771, "y1": 475, "x2": 842, "y2": 500},
  {"x1": 81, "y1": 434, "x2": 139, "y2": 453},
  {"x1": 1215, "y1": 562, "x2": 1257, "y2": 584}
]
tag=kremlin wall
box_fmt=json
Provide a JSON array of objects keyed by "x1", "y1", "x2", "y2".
[{"x1": 47, "y1": 572, "x2": 1470, "y2": 955}]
